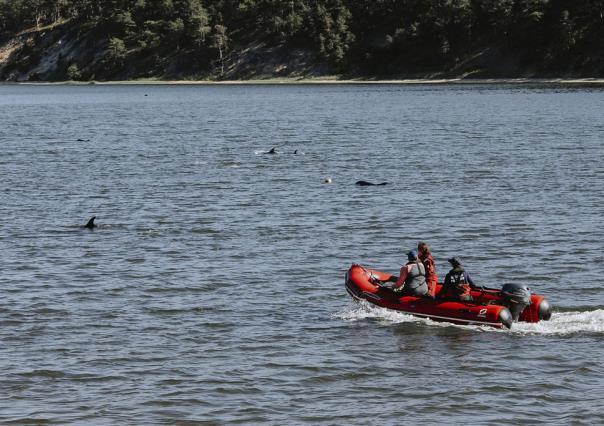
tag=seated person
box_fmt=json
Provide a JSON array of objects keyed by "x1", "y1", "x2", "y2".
[
  {"x1": 392, "y1": 250, "x2": 428, "y2": 297},
  {"x1": 418, "y1": 241, "x2": 437, "y2": 298},
  {"x1": 439, "y1": 257, "x2": 476, "y2": 302}
]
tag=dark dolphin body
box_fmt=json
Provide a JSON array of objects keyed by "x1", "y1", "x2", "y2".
[
  {"x1": 267, "y1": 148, "x2": 277, "y2": 154},
  {"x1": 83, "y1": 216, "x2": 96, "y2": 229},
  {"x1": 356, "y1": 180, "x2": 388, "y2": 186}
]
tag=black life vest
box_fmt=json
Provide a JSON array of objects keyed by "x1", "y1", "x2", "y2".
[{"x1": 450, "y1": 270, "x2": 471, "y2": 295}]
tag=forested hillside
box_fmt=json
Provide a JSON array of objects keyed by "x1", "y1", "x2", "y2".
[{"x1": 1, "y1": 0, "x2": 603, "y2": 81}]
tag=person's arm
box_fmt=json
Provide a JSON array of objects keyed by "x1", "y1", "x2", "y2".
[
  {"x1": 394, "y1": 265, "x2": 409, "y2": 290},
  {"x1": 424, "y1": 258, "x2": 435, "y2": 277},
  {"x1": 424, "y1": 259, "x2": 438, "y2": 285},
  {"x1": 439, "y1": 273, "x2": 451, "y2": 296},
  {"x1": 370, "y1": 274, "x2": 398, "y2": 285},
  {"x1": 465, "y1": 272, "x2": 476, "y2": 289},
  {"x1": 444, "y1": 273, "x2": 451, "y2": 286}
]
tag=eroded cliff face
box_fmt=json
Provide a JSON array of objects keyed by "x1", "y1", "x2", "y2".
[
  {"x1": 0, "y1": 24, "x2": 529, "y2": 83},
  {"x1": 1, "y1": 22, "x2": 594, "y2": 82},
  {"x1": 0, "y1": 21, "x2": 330, "y2": 82},
  {"x1": 1, "y1": 22, "x2": 97, "y2": 81},
  {"x1": 3, "y1": 1, "x2": 604, "y2": 83}
]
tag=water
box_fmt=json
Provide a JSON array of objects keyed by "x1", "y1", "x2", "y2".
[{"x1": 0, "y1": 83, "x2": 603, "y2": 424}]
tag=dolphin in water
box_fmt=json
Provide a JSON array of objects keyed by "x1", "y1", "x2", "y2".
[
  {"x1": 83, "y1": 216, "x2": 96, "y2": 229},
  {"x1": 356, "y1": 180, "x2": 388, "y2": 186}
]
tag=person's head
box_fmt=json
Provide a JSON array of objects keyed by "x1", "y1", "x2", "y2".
[
  {"x1": 407, "y1": 250, "x2": 418, "y2": 261},
  {"x1": 418, "y1": 241, "x2": 430, "y2": 255},
  {"x1": 448, "y1": 257, "x2": 462, "y2": 269}
]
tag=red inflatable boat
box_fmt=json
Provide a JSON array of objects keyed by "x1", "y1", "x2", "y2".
[{"x1": 345, "y1": 264, "x2": 552, "y2": 329}]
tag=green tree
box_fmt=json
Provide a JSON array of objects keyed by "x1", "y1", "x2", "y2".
[
  {"x1": 183, "y1": 0, "x2": 211, "y2": 45},
  {"x1": 105, "y1": 37, "x2": 127, "y2": 66},
  {"x1": 108, "y1": 10, "x2": 137, "y2": 37},
  {"x1": 312, "y1": 1, "x2": 354, "y2": 66},
  {"x1": 67, "y1": 0, "x2": 103, "y2": 21},
  {"x1": 211, "y1": 24, "x2": 228, "y2": 75},
  {"x1": 166, "y1": 17, "x2": 185, "y2": 47},
  {"x1": 66, "y1": 63, "x2": 81, "y2": 80}
]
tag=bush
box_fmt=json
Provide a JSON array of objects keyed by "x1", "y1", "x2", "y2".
[
  {"x1": 106, "y1": 37, "x2": 127, "y2": 63},
  {"x1": 66, "y1": 63, "x2": 81, "y2": 80}
]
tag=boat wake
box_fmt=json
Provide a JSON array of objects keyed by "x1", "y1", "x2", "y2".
[
  {"x1": 510, "y1": 309, "x2": 604, "y2": 335},
  {"x1": 336, "y1": 302, "x2": 604, "y2": 335},
  {"x1": 336, "y1": 301, "x2": 458, "y2": 329}
]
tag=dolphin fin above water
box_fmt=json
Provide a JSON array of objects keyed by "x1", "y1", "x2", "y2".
[{"x1": 84, "y1": 216, "x2": 96, "y2": 229}]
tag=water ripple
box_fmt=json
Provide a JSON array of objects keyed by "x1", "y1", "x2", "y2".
[{"x1": 1, "y1": 84, "x2": 603, "y2": 424}]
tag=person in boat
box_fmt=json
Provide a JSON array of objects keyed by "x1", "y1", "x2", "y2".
[
  {"x1": 418, "y1": 242, "x2": 437, "y2": 298},
  {"x1": 392, "y1": 250, "x2": 428, "y2": 296},
  {"x1": 439, "y1": 257, "x2": 476, "y2": 302}
]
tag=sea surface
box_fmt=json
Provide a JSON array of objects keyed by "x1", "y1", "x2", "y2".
[{"x1": 0, "y1": 83, "x2": 603, "y2": 424}]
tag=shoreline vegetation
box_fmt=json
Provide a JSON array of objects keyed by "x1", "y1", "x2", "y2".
[
  {"x1": 6, "y1": 78, "x2": 604, "y2": 86},
  {"x1": 1, "y1": 1, "x2": 603, "y2": 83}
]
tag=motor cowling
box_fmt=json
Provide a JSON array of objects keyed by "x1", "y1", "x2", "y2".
[
  {"x1": 537, "y1": 298, "x2": 552, "y2": 321},
  {"x1": 501, "y1": 283, "x2": 532, "y2": 321},
  {"x1": 498, "y1": 307, "x2": 513, "y2": 329}
]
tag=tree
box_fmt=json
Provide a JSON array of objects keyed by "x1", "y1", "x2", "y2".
[
  {"x1": 312, "y1": 1, "x2": 354, "y2": 66},
  {"x1": 184, "y1": 0, "x2": 211, "y2": 45},
  {"x1": 105, "y1": 37, "x2": 127, "y2": 67},
  {"x1": 108, "y1": 10, "x2": 137, "y2": 37},
  {"x1": 166, "y1": 17, "x2": 185, "y2": 48},
  {"x1": 211, "y1": 24, "x2": 228, "y2": 75},
  {"x1": 66, "y1": 63, "x2": 81, "y2": 80}
]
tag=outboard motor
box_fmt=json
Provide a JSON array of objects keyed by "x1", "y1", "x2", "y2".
[
  {"x1": 501, "y1": 283, "x2": 532, "y2": 321},
  {"x1": 537, "y1": 298, "x2": 552, "y2": 321}
]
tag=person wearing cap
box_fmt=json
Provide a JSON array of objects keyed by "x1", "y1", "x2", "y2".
[
  {"x1": 439, "y1": 257, "x2": 476, "y2": 302},
  {"x1": 418, "y1": 242, "x2": 437, "y2": 298},
  {"x1": 393, "y1": 250, "x2": 428, "y2": 296}
]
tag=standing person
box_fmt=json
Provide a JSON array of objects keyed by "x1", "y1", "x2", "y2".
[
  {"x1": 439, "y1": 257, "x2": 476, "y2": 302},
  {"x1": 418, "y1": 242, "x2": 437, "y2": 298},
  {"x1": 393, "y1": 251, "x2": 428, "y2": 296}
]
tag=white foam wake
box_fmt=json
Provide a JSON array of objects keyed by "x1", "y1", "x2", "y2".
[
  {"x1": 336, "y1": 301, "x2": 458, "y2": 330},
  {"x1": 336, "y1": 302, "x2": 604, "y2": 335},
  {"x1": 510, "y1": 309, "x2": 604, "y2": 335}
]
